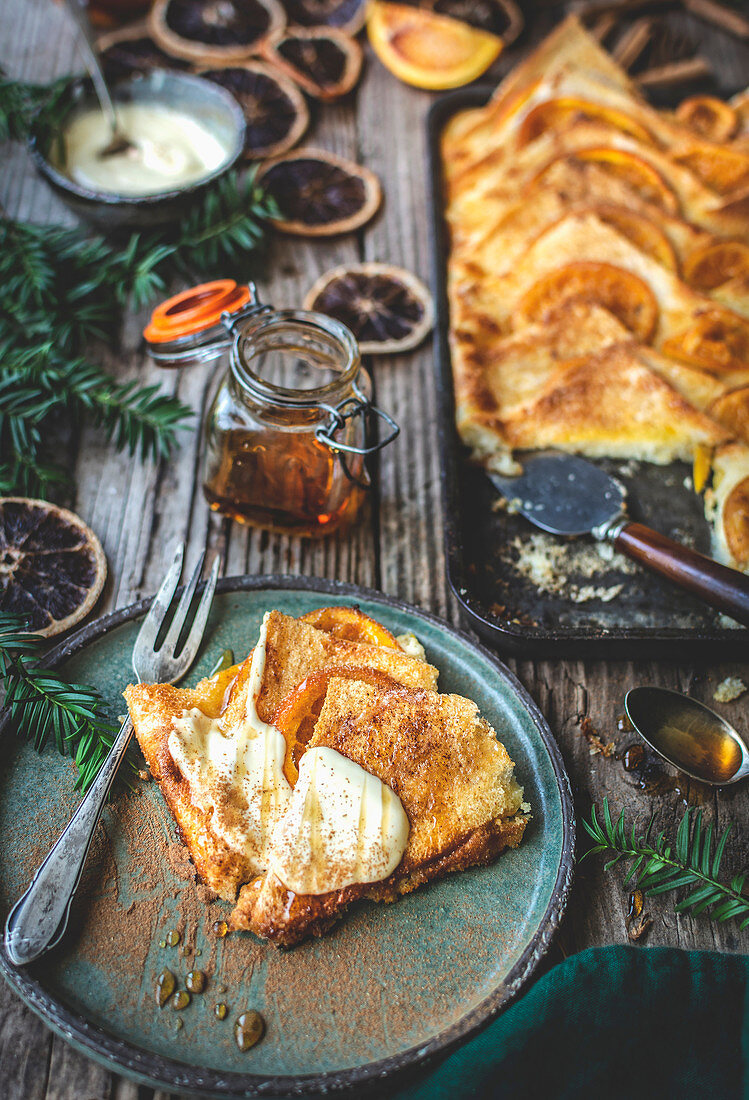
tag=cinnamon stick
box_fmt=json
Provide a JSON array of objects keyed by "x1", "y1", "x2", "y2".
[
  {"x1": 683, "y1": 0, "x2": 749, "y2": 41},
  {"x1": 636, "y1": 55, "x2": 712, "y2": 86},
  {"x1": 613, "y1": 16, "x2": 656, "y2": 68}
]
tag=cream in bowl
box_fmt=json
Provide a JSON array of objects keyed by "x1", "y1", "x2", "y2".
[
  {"x1": 31, "y1": 71, "x2": 245, "y2": 229},
  {"x1": 59, "y1": 101, "x2": 230, "y2": 196}
]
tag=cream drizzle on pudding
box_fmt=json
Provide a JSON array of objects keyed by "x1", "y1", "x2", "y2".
[{"x1": 168, "y1": 611, "x2": 410, "y2": 892}]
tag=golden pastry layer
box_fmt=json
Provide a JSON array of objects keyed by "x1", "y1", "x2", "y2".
[{"x1": 442, "y1": 15, "x2": 749, "y2": 569}]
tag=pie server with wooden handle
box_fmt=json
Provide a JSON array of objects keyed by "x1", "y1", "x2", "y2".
[{"x1": 489, "y1": 451, "x2": 749, "y2": 628}]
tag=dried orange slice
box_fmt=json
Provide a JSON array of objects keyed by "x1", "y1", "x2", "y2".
[
  {"x1": 283, "y1": 0, "x2": 367, "y2": 35},
  {"x1": 675, "y1": 145, "x2": 749, "y2": 196},
  {"x1": 662, "y1": 311, "x2": 749, "y2": 375},
  {"x1": 428, "y1": 0, "x2": 522, "y2": 42},
  {"x1": 683, "y1": 240, "x2": 749, "y2": 292},
  {"x1": 201, "y1": 61, "x2": 308, "y2": 158},
  {"x1": 518, "y1": 98, "x2": 653, "y2": 148},
  {"x1": 273, "y1": 665, "x2": 401, "y2": 784},
  {"x1": 517, "y1": 262, "x2": 659, "y2": 343},
  {"x1": 723, "y1": 475, "x2": 749, "y2": 566},
  {"x1": 259, "y1": 149, "x2": 381, "y2": 236},
  {"x1": 299, "y1": 605, "x2": 400, "y2": 647},
  {"x1": 676, "y1": 95, "x2": 739, "y2": 144},
  {"x1": 149, "y1": 0, "x2": 286, "y2": 65},
  {"x1": 97, "y1": 22, "x2": 192, "y2": 77},
  {"x1": 0, "y1": 499, "x2": 106, "y2": 636},
  {"x1": 587, "y1": 204, "x2": 678, "y2": 272},
  {"x1": 303, "y1": 262, "x2": 434, "y2": 354},
  {"x1": 367, "y1": 1, "x2": 503, "y2": 91},
  {"x1": 571, "y1": 148, "x2": 679, "y2": 213},
  {"x1": 261, "y1": 27, "x2": 363, "y2": 100}
]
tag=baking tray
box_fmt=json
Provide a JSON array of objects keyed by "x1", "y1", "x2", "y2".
[{"x1": 426, "y1": 86, "x2": 749, "y2": 659}]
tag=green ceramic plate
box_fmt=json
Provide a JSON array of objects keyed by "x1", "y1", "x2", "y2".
[{"x1": 0, "y1": 577, "x2": 574, "y2": 1097}]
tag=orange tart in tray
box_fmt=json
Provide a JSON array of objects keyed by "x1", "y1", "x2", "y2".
[{"x1": 441, "y1": 15, "x2": 749, "y2": 576}]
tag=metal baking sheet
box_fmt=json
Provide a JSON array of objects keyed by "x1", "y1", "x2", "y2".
[{"x1": 426, "y1": 86, "x2": 749, "y2": 658}]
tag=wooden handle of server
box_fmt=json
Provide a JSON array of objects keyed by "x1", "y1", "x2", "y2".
[{"x1": 614, "y1": 522, "x2": 749, "y2": 627}]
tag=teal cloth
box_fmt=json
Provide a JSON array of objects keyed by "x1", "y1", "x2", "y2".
[{"x1": 393, "y1": 946, "x2": 749, "y2": 1099}]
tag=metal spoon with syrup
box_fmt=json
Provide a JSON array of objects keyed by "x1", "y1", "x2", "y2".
[
  {"x1": 625, "y1": 686, "x2": 749, "y2": 786},
  {"x1": 62, "y1": 0, "x2": 135, "y2": 158}
]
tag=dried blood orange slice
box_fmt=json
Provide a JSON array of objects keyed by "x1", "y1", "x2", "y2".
[
  {"x1": 518, "y1": 99, "x2": 653, "y2": 148},
  {"x1": 303, "y1": 263, "x2": 434, "y2": 354},
  {"x1": 97, "y1": 23, "x2": 192, "y2": 77},
  {"x1": 723, "y1": 476, "x2": 749, "y2": 566},
  {"x1": 0, "y1": 499, "x2": 106, "y2": 637},
  {"x1": 367, "y1": 1, "x2": 503, "y2": 91},
  {"x1": 258, "y1": 149, "x2": 381, "y2": 236},
  {"x1": 587, "y1": 204, "x2": 678, "y2": 272},
  {"x1": 428, "y1": 0, "x2": 521, "y2": 41},
  {"x1": 517, "y1": 262, "x2": 659, "y2": 343},
  {"x1": 683, "y1": 240, "x2": 749, "y2": 291},
  {"x1": 273, "y1": 665, "x2": 401, "y2": 784},
  {"x1": 149, "y1": 0, "x2": 286, "y2": 64},
  {"x1": 281, "y1": 0, "x2": 367, "y2": 35},
  {"x1": 675, "y1": 144, "x2": 749, "y2": 196},
  {"x1": 262, "y1": 26, "x2": 362, "y2": 100},
  {"x1": 662, "y1": 311, "x2": 749, "y2": 375},
  {"x1": 299, "y1": 605, "x2": 400, "y2": 647},
  {"x1": 201, "y1": 61, "x2": 308, "y2": 158},
  {"x1": 676, "y1": 96, "x2": 739, "y2": 144}
]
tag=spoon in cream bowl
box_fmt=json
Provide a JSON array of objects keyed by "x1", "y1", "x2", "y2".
[
  {"x1": 62, "y1": 0, "x2": 136, "y2": 158},
  {"x1": 625, "y1": 686, "x2": 749, "y2": 786}
]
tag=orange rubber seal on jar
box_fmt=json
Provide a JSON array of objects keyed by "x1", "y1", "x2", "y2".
[{"x1": 143, "y1": 280, "x2": 254, "y2": 343}]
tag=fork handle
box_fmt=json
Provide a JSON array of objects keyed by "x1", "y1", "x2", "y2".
[{"x1": 4, "y1": 717, "x2": 134, "y2": 967}]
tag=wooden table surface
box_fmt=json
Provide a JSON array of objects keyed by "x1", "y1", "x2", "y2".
[{"x1": 2, "y1": 1, "x2": 748, "y2": 1096}]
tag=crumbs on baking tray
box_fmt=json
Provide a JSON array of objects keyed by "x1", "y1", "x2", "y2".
[{"x1": 503, "y1": 532, "x2": 636, "y2": 603}]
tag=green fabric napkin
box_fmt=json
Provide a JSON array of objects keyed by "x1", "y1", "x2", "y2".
[{"x1": 394, "y1": 945, "x2": 749, "y2": 1099}]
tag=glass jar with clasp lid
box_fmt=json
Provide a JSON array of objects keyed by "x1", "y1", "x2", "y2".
[{"x1": 143, "y1": 279, "x2": 398, "y2": 537}]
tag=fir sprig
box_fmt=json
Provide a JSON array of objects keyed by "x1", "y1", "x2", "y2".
[
  {"x1": 0, "y1": 613, "x2": 137, "y2": 792},
  {"x1": 583, "y1": 797, "x2": 749, "y2": 928}
]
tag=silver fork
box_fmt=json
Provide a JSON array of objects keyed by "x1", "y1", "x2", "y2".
[{"x1": 4, "y1": 543, "x2": 219, "y2": 967}]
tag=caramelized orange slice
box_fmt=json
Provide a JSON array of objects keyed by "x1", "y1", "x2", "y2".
[
  {"x1": 273, "y1": 665, "x2": 401, "y2": 784},
  {"x1": 588, "y1": 203, "x2": 678, "y2": 272},
  {"x1": 675, "y1": 145, "x2": 749, "y2": 196},
  {"x1": 662, "y1": 310, "x2": 749, "y2": 375},
  {"x1": 299, "y1": 605, "x2": 399, "y2": 648},
  {"x1": 676, "y1": 96, "x2": 739, "y2": 144},
  {"x1": 367, "y1": 1, "x2": 503, "y2": 90},
  {"x1": 724, "y1": 475, "x2": 749, "y2": 567},
  {"x1": 683, "y1": 240, "x2": 749, "y2": 291},
  {"x1": 517, "y1": 98, "x2": 653, "y2": 147},
  {"x1": 572, "y1": 148, "x2": 679, "y2": 213},
  {"x1": 517, "y1": 262, "x2": 658, "y2": 343},
  {"x1": 194, "y1": 663, "x2": 243, "y2": 719}
]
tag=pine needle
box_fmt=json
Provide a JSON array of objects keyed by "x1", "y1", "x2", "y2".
[
  {"x1": 0, "y1": 612, "x2": 137, "y2": 791},
  {"x1": 582, "y1": 797, "x2": 749, "y2": 928}
]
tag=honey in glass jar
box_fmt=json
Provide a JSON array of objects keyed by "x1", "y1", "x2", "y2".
[{"x1": 144, "y1": 280, "x2": 398, "y2": 537}]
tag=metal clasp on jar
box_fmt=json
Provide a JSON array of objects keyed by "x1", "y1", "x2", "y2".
[{"x1": 315, "y1": 381, "x2": 400, "y2": 487}]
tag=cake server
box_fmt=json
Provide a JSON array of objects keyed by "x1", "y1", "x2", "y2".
[{"x1": 489, "y1": 451, "x2": 749, "y2": 627}]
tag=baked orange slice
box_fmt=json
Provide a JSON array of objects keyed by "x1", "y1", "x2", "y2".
[
  {"x1": 571, "y1": 148, "x2": 679, "y2": 213},
  {"x1": 662, "y1": 311, "x2": 749, "y2": 376},
  {"x1": 675, "y1": 144, "x2": 749, "y2": 196},
  {"x1": 299, "y1": 605, "x2": 399, "y2": 647},
  {"x1": 367, "y1": 1, "x2": 503, "y2": 90},
  {"x1": 517, "y1": 261, "x2": 659, "y2": 343},
  {"x1": 676, "y1": 95, "x2": 739, "y2": 144},
  {"x1": 683, "y1": 240, "x2": 749, "y2": 292},
  {"x1": 723, "y1": 476, "x2": 749, "y2": 567},
  {"x1": 587, "y1": 204, "x2": 678, "y2": 272},
  {"x1": 273, "y1": 665, "x2": 401, "y2": 784},
  {"x1": 517, "y1": 98, "x2": 653, "y2": 148}
]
